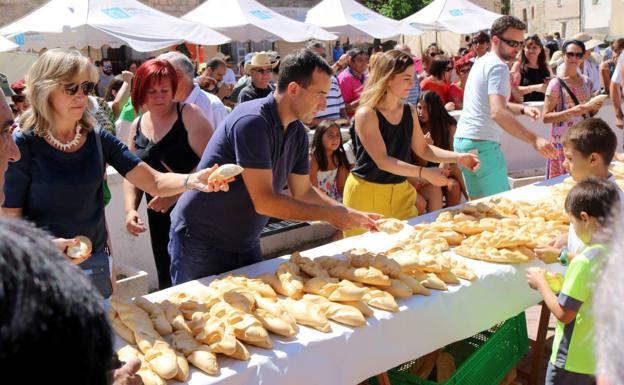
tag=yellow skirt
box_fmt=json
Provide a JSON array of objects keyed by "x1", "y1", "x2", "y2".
[{"x1": 342, "y1": 173, "x2": 418, "y2": 237}]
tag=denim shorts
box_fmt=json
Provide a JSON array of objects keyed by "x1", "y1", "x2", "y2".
[{"x1": 453, "y1": 137, "x2": 509, "y2": 198}]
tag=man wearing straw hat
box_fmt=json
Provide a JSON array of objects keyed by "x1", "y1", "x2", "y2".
[{"x1": 237, "y1": 51, "x2": 277, "y2": 104}]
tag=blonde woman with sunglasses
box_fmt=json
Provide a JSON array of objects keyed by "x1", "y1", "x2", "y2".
[
  {"x1": 343, "y1": 50, "x2": 480, "y2": 237},
  {"x1": 1, "y1": 49, "x2": 232, "y2": 299}
]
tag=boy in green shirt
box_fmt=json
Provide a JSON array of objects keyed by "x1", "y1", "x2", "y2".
[{"x1": 527, "y1": 178, "x2": 621, "y2": 385}]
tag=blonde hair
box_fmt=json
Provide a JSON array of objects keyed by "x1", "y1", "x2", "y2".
[
  {"x1": 359, "y1": 50, "x2": 414, "y2": 109},
  {"x1": 20, "y1": 49, "x2": 98, "y2": 137}
]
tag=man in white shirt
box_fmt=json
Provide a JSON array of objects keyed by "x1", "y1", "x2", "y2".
[
  {"x1": 454, "y1": 16, "x2": 557, "y2": 199},
  {"x1": 158, "y1": 51, "x2": 228, "y2": 130}
]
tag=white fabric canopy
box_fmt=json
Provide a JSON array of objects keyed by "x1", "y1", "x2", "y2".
[
  {"x1": 0, "y1": 35, "x2": 18, "y2": 52},
  {"x1": 0, "y1": 0, "x2": 230, "y2": 52},
  {"x1": 305, "y1": 0, "x2": 422, "y2": 42},
  {"x1": 400, "y1": 0, "x2": 502, "y2": 34},
  {"x1": 183, "y1": 0, "x2": 336, "y2": 43}
]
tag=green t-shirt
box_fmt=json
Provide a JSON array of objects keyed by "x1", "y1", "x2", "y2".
[
  {"x1": 550, "y1": 243, "x2": 606, "y2": 374},
  {"x1": 118, "y1": 98, "x2": 136, "y2": 123}
]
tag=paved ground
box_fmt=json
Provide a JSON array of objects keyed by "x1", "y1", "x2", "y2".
[{"x1": 514, "y1": 304, "x2": 557, "y2": 385}]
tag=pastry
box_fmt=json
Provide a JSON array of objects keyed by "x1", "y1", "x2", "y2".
[
  {"x1": 66, "y1": 235, "x2": 92, "y2": 259},
  {"x1": 303, "y1": 276, "x2": 366, "y2": 301},
  {"x1": 375, "y1": 218, "x2": 406, "y2": 234},
  {"x1": 134, "y1": 297, "x2": 173, "y2": 336},
  {"x1": 302, "y1": 294, "x2": 366, "y2": 327},
  {"x1": 281, "y1": 297, "x2": 331, "y2": 332},
  {"x1": 207, "y1": 163, "x2": 244, "y2": 181}
]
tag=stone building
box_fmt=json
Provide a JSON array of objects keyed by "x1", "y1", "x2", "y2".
[{"x1": 510, "y1": 0, "x2": 582, "y2": 39}]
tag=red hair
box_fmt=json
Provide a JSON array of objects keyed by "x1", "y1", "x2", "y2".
[{"x1": 131, "y1": 59, "x2": 178, "y2": 113}]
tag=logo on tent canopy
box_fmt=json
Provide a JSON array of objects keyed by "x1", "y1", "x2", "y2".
[
  {"x1": 351, "y1": 13, "x2": 370, "y2": 21},
  {"x1": 250, "y1": 10, "x2": 272, "y2": 20},
  {"x1": 448, "y1": 9, "x2": 464, "y2": 16},
  {"x1": 102, "y1": 7, "x2": 131, "y2": 19},
  {"x1": 14, "y1": 33, "x2": 25, "y2": 46}
]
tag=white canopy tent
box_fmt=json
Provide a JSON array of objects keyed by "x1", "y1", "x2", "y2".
[
  {"x1": 0, "y1": 0, "x2": 230, "y2": 52},
  {"x1": 0, "y1": 35, "x2": 18, "y2": 53},
  {"x1": 305, "y1": 0, "x2": 422, "y2": 42},
  {"x1": 183, "y1": 0, "x2": 337, "y2": 43},
  {"x1": 400, "y1": 0, "x2": 501, "y2": 34}
]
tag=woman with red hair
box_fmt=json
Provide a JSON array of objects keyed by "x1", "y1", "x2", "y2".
[
  {"x1": 123, "y1": 59, "x2": 214, "y2": 289},
  {"x1": 449, "y1": 58, "x2": 472, "y2": 110}
]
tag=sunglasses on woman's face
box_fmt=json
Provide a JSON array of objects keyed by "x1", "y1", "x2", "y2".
[
  {"x1": 565, "y1": 51, "x2": 584, "y2": 59},
  {"x1": 63, "y1": 81, "x2": 95, "y2": 96},
  {"x1": 445, "y1": 67, "x2": 453, "y2": 72}
]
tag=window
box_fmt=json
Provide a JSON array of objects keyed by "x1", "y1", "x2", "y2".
[
  {"x1": 531, "y1": 7, "x2": 534, "y2": 19},
  {"x1": 557, "y1": 0, "x2": 563, "y2": 7},
  {"x1": 522, "y1": 8, "x2": 527, "y2": 23}
]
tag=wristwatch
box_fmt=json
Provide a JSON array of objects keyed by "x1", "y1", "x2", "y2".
[{"x1": 558, "y1": 247, "x2": 569, "y2": 266}]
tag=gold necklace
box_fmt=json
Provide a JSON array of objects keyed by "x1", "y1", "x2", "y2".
[{"x1": 46, "y1": 124, "x2": 82, "y2": 151}]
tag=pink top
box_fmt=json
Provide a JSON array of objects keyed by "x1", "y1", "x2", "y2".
[
  {"x1": 413, "y1": 57, "x2": 423, "y2": 74},
  {"x1": 337, "y1": 67, "x2": 366, "y2": 116}
]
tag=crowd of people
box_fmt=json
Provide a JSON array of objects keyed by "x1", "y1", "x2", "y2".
[{"x1": 1, "y1": 13, "x2": 624, "y2": 385}]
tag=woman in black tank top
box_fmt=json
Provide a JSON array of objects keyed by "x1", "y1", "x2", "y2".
[
  {"x1": 343, "y1": 50, "x2": 480, "y2": 237},
  {"x1": 122, "y1": 60, "x2": 215, "y2": 289}
]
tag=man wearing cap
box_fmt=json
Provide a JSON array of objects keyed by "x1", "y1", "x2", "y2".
[
  {"x1": 238, "y1": 52, "x2": 276, "y2": 104},
  {"x1": 572, "y1": 32, "x2": 602, "y2": 94},
  {"x1": 168, "y1": 50, "x2": 379, "y2": 284},
  {"x1": 9, "y1": 79, "x2": 28, "y2": 120},
  {"x1": 96, "y1": 58, "x2": 115, "y2": 98}
]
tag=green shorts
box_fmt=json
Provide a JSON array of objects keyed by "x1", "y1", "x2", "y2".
[{"x1": 453, "y1": 137, "x2": 509, "y2": 198}]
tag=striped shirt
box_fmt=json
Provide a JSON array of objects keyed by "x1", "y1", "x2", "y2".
[{"x1": 316, "y1": 75, "x2": 345, "y2": 121}]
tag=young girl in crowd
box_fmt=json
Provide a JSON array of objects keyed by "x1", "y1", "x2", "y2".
[
  {"x1": 411, "y1": 91, "x2": 465, "y2": 213},
  {"x1": 309, "y1": 120, "x2": 351, "y2": 202}
]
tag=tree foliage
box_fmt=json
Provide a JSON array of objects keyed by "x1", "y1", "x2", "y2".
[{"x1": 360, "y1": 0, "x2": 433, "y2": 20}]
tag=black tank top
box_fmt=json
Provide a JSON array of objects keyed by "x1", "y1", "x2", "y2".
[
  {"x1": 521, "y1": 67, "x2": 550, "y2": 102},
  {"x1": 351, "y1": 104, "x2": 413, "y2": 184},
  {"x1": 133, "y1": 102, "x2": 200, "y2": 174}
]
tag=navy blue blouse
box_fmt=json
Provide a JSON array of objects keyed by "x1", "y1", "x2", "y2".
[{"x1": 3, "y1": 128, "x2": 141, "y2": 252}]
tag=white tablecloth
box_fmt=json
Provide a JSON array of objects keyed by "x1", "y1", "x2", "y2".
[{"x1": 118, "y1": 177, "x2": 567, "y2": 385}]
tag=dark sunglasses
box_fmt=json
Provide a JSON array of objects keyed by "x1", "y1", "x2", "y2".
[
  {"x1": 12, "y1": 95, "x2": 26, "y2": 103},
  {"x1": 63, "y1": 81, "x2": 95, "y2": 96},
  {"x1": 498, "y1": 36, "x2": 524, "y2": 48},
  {"x1": 103, "y1": 65, "x2": 113, "y2": 70},
  {"x1": 565, "y1": 51, "x2": 584, "y2": 59},
  {"x1": 459, "y1": 68, "x2": 471, "y2": 74}
]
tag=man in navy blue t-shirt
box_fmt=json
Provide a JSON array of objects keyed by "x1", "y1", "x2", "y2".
[{"x1": 169, "y1": 50, "x2": 380, "y2": 285}]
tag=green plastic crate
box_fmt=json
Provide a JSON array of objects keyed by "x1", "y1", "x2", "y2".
[{"x1": 368, "y1": 312, "x2": 528, "y2": 385}]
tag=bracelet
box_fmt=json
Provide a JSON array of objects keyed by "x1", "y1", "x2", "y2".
[
  {"x1": 183, "y1": 174, "x2": 192, "y2": 190},
  {"x1": 419, "y1": 166, "x2": 423, "y2": 179},
  {"x1": 559, "y1": 247, "x2": 569, "y2": 266}
]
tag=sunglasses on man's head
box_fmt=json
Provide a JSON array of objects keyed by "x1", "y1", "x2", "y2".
[
  {"x1": 63, "y1": 81, "x2": 96, "y2": 96},
  {"x1": 498, "y1": 36, "x2": 524, "y2": 48},
  {"x1": 565, "y1": 51, "x2": 584, "y2": 59}
]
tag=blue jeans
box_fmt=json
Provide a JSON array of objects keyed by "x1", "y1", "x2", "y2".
[{"x1": 168, "y1": 225, "x2": 263, "y2": 285}]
